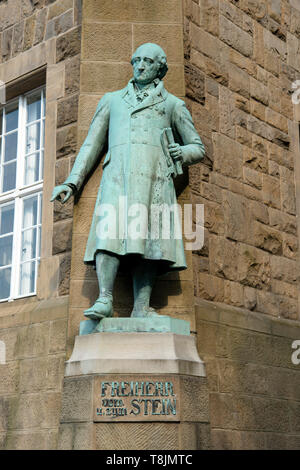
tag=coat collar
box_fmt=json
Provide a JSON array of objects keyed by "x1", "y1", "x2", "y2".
[{"x1": 122, "y1": 78, "x2": 168, "y2": 113}]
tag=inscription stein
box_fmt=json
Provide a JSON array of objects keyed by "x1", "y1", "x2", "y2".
[{"x1": 93, "y1": 377, "x2": 180, "y2": 422}]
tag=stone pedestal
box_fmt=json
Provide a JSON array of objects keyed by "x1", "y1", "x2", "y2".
[
  {"x1": 65, "y1": 331, "x2": 205, "y2": 376},
  {"x1": 58, "y1": 331, "x2": 210, "y2": 450}
]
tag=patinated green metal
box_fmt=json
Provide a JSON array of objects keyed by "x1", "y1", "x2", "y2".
[
  {"x1": 51, "y1": 43, "x2": 205, "y2": 327},
  {"x1": 79, "y1": 317, "x2": 190, "y2": 336}
]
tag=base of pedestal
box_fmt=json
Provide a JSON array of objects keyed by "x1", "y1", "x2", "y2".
[
  {"x1": 58, "y1": 372, "x2": 210, "y2": 450},
  {"x1": 65, "y1": 332, "x2": 205, "y2": 377}
]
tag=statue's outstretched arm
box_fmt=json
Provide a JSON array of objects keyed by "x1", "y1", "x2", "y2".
[{"x1": 51, "y1": 93, "x2": 111, "y2": 204}]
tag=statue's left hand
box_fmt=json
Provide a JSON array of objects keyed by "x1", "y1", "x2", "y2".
[
  {"x1": 50, "y1": 184, "x2": 74, "y2": 204},
  {"x1": 168, "y1": 143, "x2": 183, "y2": 162}
]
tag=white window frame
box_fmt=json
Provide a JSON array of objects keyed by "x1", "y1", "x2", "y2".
[{"x1": 0, "y1": 86, "x2": 45, "y2": 302}]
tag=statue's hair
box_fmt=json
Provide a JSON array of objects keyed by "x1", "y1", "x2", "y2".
[
  {"x1": 131, "y1": 43, "x2": 168, "y2": 80},
  {"x1": 156, "y1": 54, "x2": 168, "y2": 80}
]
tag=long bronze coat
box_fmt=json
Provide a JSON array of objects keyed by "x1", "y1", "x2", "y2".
[{"x1": 64, "y1": 79, "x2": 205, "y2": 271}]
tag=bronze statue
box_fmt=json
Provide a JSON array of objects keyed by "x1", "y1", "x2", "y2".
[{"x1": 51, "y1": 43, "x2": 205, "y2": 322}]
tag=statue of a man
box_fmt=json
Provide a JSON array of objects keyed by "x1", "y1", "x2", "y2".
[{"x1": 51, "y1": 43, "x2": 205, "y2": 322}]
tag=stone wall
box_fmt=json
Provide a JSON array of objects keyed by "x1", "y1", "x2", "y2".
[
  {"x1": 184, "y1": 0, "x2": 300, "y2": 449},
  {"x1": 184, "y1": 0, "x2": 300, "y2": 321},
  {"x1": 196, "y1": 298, "x2": 300, "y2": 449},
  {"x1": 0, "y1": 297, "x2": 68, "y2": 449},
  {"x1": 0, "y1": 0, "x2": 82, "y2": 449}
]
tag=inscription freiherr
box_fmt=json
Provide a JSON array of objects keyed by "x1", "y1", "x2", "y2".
[{"x1": 93, "y1": 378, "x2": 180, "y2": 422}]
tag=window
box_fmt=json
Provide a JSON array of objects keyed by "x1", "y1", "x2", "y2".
[{"x1": 0, "y1": 87, "x2": 45, "y2": 301}]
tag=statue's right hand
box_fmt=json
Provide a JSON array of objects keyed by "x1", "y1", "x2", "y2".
[{"x1": 50, "y1": 184, "x2": 74, "y2": 204}]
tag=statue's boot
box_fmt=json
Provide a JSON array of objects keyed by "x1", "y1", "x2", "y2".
[
  {"x1": 84, "y1": 294, "x2": 113, "y2": 320},
  {"x1": 84, "y1": 251, "x2": 120, "y2": 321},
  {"x1": 131, "y1": 305, "x2": 167, "y2": 318},
  {"x1": 130, "y1": 258, "x2": 167, "y2": 318}
]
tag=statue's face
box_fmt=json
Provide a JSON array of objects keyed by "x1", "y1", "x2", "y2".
[{"x1": 132, "y1": 45, "x2": 161, "y2": 85}]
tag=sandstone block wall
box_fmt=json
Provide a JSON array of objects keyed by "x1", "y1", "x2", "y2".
[
  {"x1": 0, "y1": 0, "x2": 82, "y2": 449},
  {"x1": 196, "y1": 298, "x2": 300, "y2": 449},
  {"x1": 0, "y1": 297, "x2": 68, "y2": 449},
  {"x1": 183, "y1": 0, "x2": 300, "y2": 448},
  {"x1": 184, "y1": 0, "x2": 300, "y2": 321}
]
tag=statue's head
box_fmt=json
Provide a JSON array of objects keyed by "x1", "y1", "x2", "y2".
[{"x1": 131, "y1": 43, "x2": 168, "y2": 85}]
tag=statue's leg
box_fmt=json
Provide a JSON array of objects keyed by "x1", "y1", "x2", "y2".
[
  {"x1": 131, "y1": 259, "x2": 164, "y2": 318},
  {"x1": 84, "y1": 251, "x2": 120, "y2": 320}
]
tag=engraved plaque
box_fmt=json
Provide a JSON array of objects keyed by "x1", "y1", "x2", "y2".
[{"x1": 93, "y1": 376, "x2": 180, "y2": 422}]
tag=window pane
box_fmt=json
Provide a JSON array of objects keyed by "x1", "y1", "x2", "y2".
[
  {"x1": 24, "y1": 152, "x2": 39, "y2": 185},
  {"x1": 38, "y1": 225, "x2": 41, "y2": 251},
  {"x1": 0, "y1": 90, "x2": 45, "y2": 300},
  {"x1": 19, "y1": 261, "x2": 35, "y2": 295},
  {"x1": 0, "y1": 235, "x2": 13, "y2": 266},
  {"x1": 23, "y1": 196, "x2": 38, "y2": 228},
  {"x1": 26, "y1": 122, "x2": 40, "y2": 154},
  {"x1": 42, "y1": 93, "x2": 46, "y2": 118},
  {"x1": 6, "y1": 105, "x2": 18, "y2": 133},
  {"x1": 21, "y1": 228, "x2": 37, "y2": 262},
  {"x1": 39, "y1": 195, "x2": 42, "y2": 224},
  {"x1": 2, "y1": 161, "x2": 16, "y2": 192},
  {"x1": 27, "y1": 95, "x2": 41, "y2": 123},
  {"x1": 0, "y1": 203, "x2": 14, "y2": 235},
  {"x1": 41, "y1": 122, "x2": 44, "y2": 148},
  {"x1": 40, "y1": 150, "x2": 44, "y2": 181},
  {"x1": 0, "y1": 267, "x2": 11, "y2": 299},
  {"x1": 0, "y1": 110, "x2": 3, "y2": 136},
  {"x1": 4, "y1": 131, "x2": 18, "y2": 162}
]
